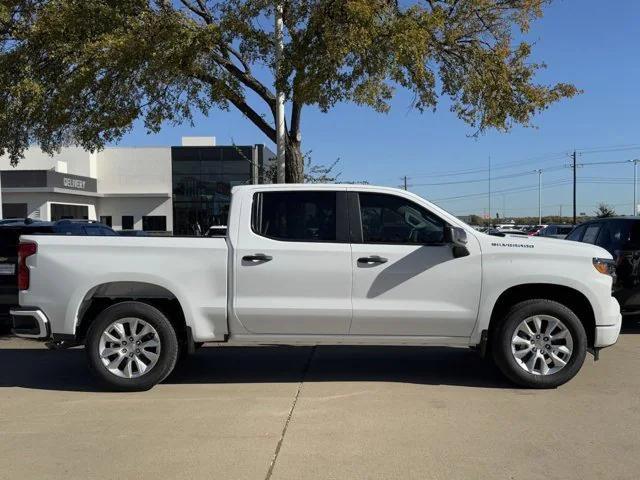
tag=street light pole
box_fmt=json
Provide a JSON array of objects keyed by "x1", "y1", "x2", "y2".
[
  {"x1": 274, "y1": 3, "x2": 286, "y2": 183},
  {"x1": 632, "y1": 159, "x2": 639, "y2": 216},
  {"x1": 536, "y1": 169, "x2": 542, "y2": 225}
]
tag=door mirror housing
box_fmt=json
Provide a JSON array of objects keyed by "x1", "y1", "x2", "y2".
[
  {"x1": 444, "y1": 226, "x2": 470, "y2": 258},
  {"x1": 444, "y1": 226, "x2": 468, "y2": 245}
]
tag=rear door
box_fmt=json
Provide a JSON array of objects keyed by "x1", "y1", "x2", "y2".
[
  {"x1": 348, "y1": 190, "x2": 482, "y2": 336},
  {"x1": 232, "y1": 188, "x2": 352, "y2": 334}
]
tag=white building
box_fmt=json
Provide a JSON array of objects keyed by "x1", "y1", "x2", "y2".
[{"x1": 0, "y1": 137, "x2": 274, "y2": 234}]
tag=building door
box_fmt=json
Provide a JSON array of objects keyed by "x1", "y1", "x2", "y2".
[{"x1": 50, "y1": 203, "x2": 89, "y2": 221}]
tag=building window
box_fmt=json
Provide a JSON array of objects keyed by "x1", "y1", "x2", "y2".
[
  {"x1": 122, "y1": 216, "x2": 134, "y2": 230},
  {"x1": 171, "y1": 145, "x2": 274, "y2": 235},
  {"x1": 142, "y1": 216, "x2": 167, "y2": 232},
  {"x1": 100, "y1": 215, "x2": 112, "y2": 227},
  {"x1": 2, "y1": 203, "x2": 28, "y2": 219},
  {"x1": 51, "y1": 203, "x2": 89, "y2": 221}
]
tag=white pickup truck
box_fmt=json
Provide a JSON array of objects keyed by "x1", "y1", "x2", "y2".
[{"x1": 11, "y1": 184, "x2": 621, "y2": 391}]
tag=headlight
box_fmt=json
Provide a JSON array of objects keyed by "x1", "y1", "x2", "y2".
[{"x1": 593, "y1": 257, "x2": 616, "y2": 276}]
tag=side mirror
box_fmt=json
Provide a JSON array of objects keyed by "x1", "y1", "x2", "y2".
[
  {"x1": 444, "y1": 226, "x2": 468, "y2": 245},
  {"x1": 444, "y1": 226, "x2": 470, "y2": 258}
]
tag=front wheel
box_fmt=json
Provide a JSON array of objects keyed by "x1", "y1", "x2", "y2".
[
  {"x1": 492, "y1": 299, "x2": 587, "y2": 389},
  {"x1": 86, "y1": 302, "x2": 179, "y2": 391}
]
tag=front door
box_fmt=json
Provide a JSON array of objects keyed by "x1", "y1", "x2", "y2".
[
  {"x1": 232, "y1": 189, "x2": 352, "y2": 335},
  {"x1": 349, "y1": 191, "x2": 481, "y2": 337}
]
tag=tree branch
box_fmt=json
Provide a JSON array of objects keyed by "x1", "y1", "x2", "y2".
[
  {"x1": 192, "y1": 72, "x2": 276, "y2": 142},
  {"x1": 227, "y1": 94, "x2": 276, "y2": 142},
  {"x1": 209, "y1": 49, "x2": 277, "y2": 114},
  {"x1": 178, "y1": 0, "x2": 212, "y2": 23}
]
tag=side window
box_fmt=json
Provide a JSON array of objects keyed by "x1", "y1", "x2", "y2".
[
  {"x1": 582, "y1": 224, "x2": 601, "y2": 244},
  {"x1": 566, "y1": 225, "x2": 586, "y2": 242},
  {"x1": 252, "y1": 191, "x2": 337, "y2": 242},
  {"x1": 358, "y1": 193, "x2": 445, "y2": 244}
]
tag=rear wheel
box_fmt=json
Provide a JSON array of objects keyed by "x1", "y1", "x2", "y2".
[
  {"x1": 86, "y1": 301, "x2": 179, "y2": 391},
  {"x1": 492, "y1": 299, "x2": 587, "y2": 388}
]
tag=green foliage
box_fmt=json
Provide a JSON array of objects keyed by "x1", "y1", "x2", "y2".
[{"x1": 1, "y1": 1, "x2": 579, "y2": 178}]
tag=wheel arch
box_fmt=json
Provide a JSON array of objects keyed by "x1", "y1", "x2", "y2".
[
  {"x1": 487, "y1": 283, "x2": 596, "y2": 349},
  {"x1": 75, "y1": 281, "x2": 188, "y2": 343}
]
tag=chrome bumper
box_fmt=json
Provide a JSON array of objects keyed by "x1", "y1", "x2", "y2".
[{"x1": 11, "y1": 309, "x2": 50, "y2": 339}]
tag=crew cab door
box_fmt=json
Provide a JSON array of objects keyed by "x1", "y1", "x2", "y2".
[
  {"x1": 348, "y1": 190, "x2": 481, "y2": 336},
  {"x1": 232, "y1": 188, "x2": 352, "y2": 334}
]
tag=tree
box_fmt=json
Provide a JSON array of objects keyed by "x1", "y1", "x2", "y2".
[
  {"x1": 0, "y1": 0, "x2": 578, "y2": 182},
  {"x1": 595, "y1": 203, "x2": 616, "y2": 218}
]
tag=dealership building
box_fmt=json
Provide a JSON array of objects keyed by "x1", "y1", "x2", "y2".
[{"x1": 0, "y1": 137, "x2": 274, "y2": 235}]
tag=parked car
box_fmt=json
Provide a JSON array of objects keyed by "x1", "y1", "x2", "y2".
[
  {"x1": 566, "y1": 217, "x2": 640, "y2": 314},
  {"x1": 118, "y1": 230, "x2": 149, "y2": 236},
  {"x1": 11, "y1": 185, "x2": 620, "y2": 390},
  {"x1": 527, "y1": 225, "x2": 548, "y2": 235},
  {"x1": 0, "y1": 219, "x2": 116, "y2": 333},
  {"x1": 487, "y1": 228, "x2": 528, "y2": 236},
  {"x1": 0, "y1": 218, "x2": 25, "y2": 225},
  {"x1": 536, "y1": 224, "x2": 574, "y2": 239}
]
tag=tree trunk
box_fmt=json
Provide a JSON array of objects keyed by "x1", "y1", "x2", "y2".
[{"x1": 285, "y1": 139, "x2": 304, "y2": 183}]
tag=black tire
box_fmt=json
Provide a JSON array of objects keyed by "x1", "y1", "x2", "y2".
[
  {"x1": 492, "y1": 299, "x2": 587, "y2": 389},
  {"x1": 86, "y1": 301, "x2": 179, "y2": 391}
]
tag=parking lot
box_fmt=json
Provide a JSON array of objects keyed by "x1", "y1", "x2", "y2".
[{"x1": 1, "y1": 319, "x2": 638, "y2": 480}]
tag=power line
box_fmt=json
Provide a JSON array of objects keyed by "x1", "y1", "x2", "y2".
[{"x1": 432, "y1": 180, "x2": 572, "y2": 202}]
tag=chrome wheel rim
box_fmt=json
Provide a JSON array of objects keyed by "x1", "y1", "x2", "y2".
[
  {"x1": 98, "y1": 318, "x2": 161, "y2": 379},
  {"x1": 511, "y1": 315, "x2": 573, "y2": 376}
]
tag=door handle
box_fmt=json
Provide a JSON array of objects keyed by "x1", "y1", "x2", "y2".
[
  {"x1": 357, "y1": 255, "x2": 388, "y2": 264},
  {"x1": 242, "y1": 253, "x2": 273, "y2": 262}
]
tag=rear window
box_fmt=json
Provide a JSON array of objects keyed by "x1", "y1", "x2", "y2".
[
  {"x1": 252, "y1": 191, "x2": 337, "y2": 242},
  {"x1": 557, "y1": 226, "x2": 573, "y2": 235}
]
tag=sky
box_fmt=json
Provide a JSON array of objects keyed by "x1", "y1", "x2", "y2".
[{"x1": 115, "y1": 0, "x2": 640, "y2": 219}]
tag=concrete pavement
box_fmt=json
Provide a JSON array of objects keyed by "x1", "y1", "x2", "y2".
[{"x1": 1, "y1": 319, "x2": 639, "y2": 480}]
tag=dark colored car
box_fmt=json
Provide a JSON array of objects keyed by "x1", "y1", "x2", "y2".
[
  {"x1": 566, "y1": 217, "x2": 640, "y2": 314},
  {"x1": 0, "y1": 219, "x2": 116, "y2": 333}
]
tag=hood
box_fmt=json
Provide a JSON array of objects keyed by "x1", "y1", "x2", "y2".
[{"x1": 472, "y1": 231, "x2": 612, "y2": 260}]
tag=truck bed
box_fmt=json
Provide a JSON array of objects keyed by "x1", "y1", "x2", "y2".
[{"x1": 19, "y1": 235, "x2": 229, "y2": 342}]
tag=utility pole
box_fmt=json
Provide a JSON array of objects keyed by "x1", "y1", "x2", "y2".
[
  {"x1": 535, "y1": 169, "x2": 542, "y2": 225},
  {"x1": 632, "y1": 159, "x2": 639, "y2": 216},
  {"x1": 572, "y1": 150, "x2": 577, "y2": 225},
  {"x1": 274, "y1": 3, "x2": 286, "y2": 183},
  {"x1": 403, "y1": 176, "x2": 408, "y2": 190},
  {"x1": 488, "y1": 155, "x2": 491, "y2": 226}
]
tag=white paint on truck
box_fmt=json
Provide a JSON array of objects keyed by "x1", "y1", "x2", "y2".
[{"x1": 12, "y1": 184, "x2": 622, "y2": 389}]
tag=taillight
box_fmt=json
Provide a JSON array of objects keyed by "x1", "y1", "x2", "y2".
[{"x1": 17, "y1": 242, "x2": 37, "y2": 290}]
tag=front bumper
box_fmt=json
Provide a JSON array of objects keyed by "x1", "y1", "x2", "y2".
[
  {"x1": 11, "y1": 308, "x2": 50, "y2": 339},
  {"x1": 594, "y1": 297, "x2": 622, "y2": 348}
]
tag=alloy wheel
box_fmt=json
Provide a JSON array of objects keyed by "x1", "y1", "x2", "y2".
[
  {"x1": 511, "y1": 314, "x2": 573, "y2": 376},
  {"x1": 98, "y1": 317, "x2": 161, "y2": 378}
]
